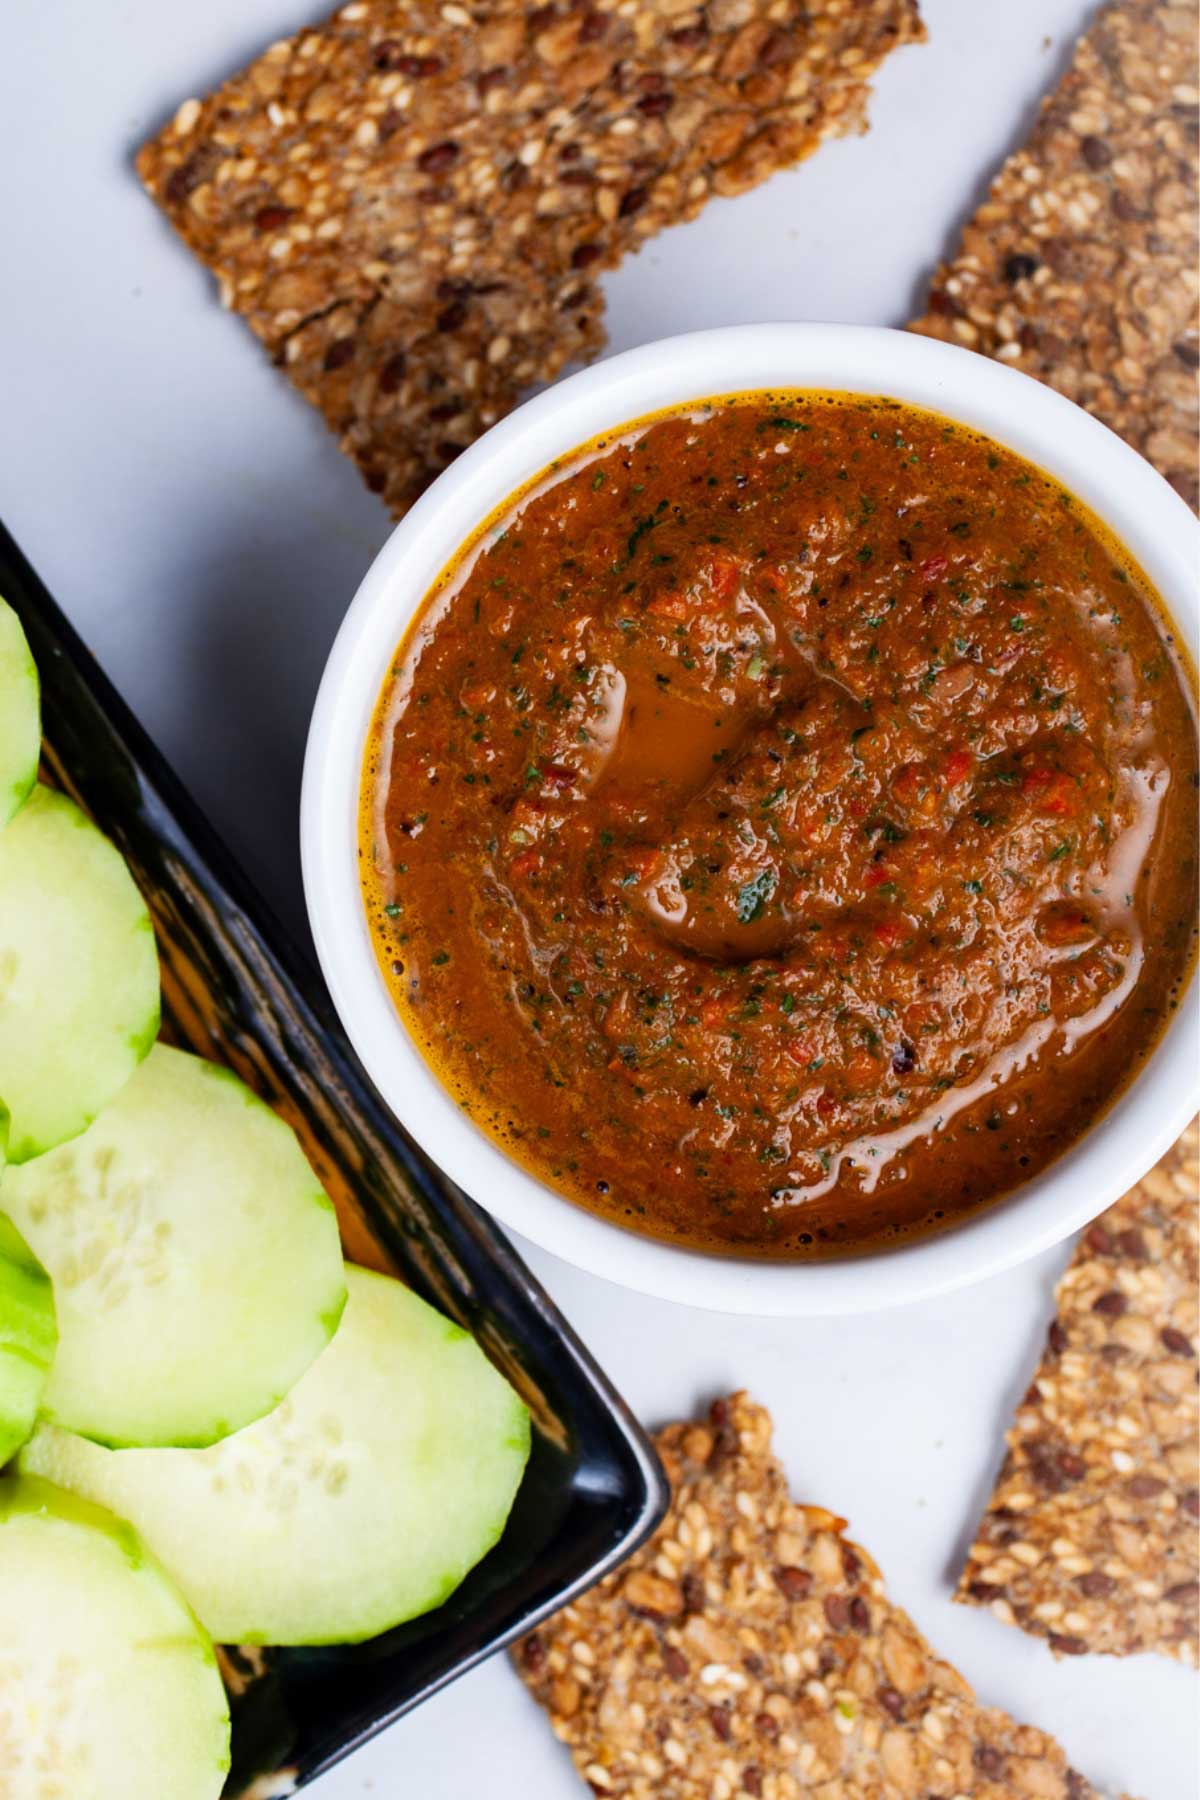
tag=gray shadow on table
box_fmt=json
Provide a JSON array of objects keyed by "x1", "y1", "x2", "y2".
[{"x1": 168, "y1": 466, "x2": 390, "y2": 953}]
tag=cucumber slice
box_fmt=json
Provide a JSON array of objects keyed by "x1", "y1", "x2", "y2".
[
  {"x1": 0, "y1": 1211, "x2": 57, "y2": 1467},
  {"x1": 23, "y1": 1266, "x2": 532, "y2": 1644},
  {"x1": 0, "y1": 784, "x2": 160, "y2": 1162},
  {"x1": 0, "y1": 595, "x2": 39, "y2": 827},
  {"x1": 3, "y1": 1043, "x2": 347, "y2": 1448},
  {"x1": 0, "y1": 1475, "x2": 229, "y2": 1799}
]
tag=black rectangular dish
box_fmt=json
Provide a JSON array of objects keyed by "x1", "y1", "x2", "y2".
[{"x1": 0, "y1": 520, "x2": 669, "y2": 1796}]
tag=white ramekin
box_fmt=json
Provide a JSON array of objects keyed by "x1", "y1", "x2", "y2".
[{"x1": 302, "y1": 324, "x2": 1199, "y2": 1316}]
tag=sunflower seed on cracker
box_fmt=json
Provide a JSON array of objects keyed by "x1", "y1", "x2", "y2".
[
  {"x1": 910, "y1": 0, "x2": 1199, "y2": 509},
  {"x1": 958, "y1": 1120, "x2": 1199, "y2": 1667},
  {"x1": 516, "y1": 1391, "x2": 1105, "y2": 1798},
  {"x1": 137, "y1": 0, "x2": 923, "y2": 516}
]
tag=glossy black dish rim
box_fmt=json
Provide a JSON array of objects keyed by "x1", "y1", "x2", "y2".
[{"x1": 0, "y1": 519, "x2": 669, "y2": 1793}]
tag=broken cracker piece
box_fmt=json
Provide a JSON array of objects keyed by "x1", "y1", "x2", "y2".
[
  {"x1": 958, "y1": 1120, "x2": 1199, "y2": 1667},
  {"x1": 910, "y1": 0, "x2": 1199, "y2": 510},
  {"x1": 516, "y1": 1391, "x2": 1103, "y2": 1799},
  {"x1": 138, "y1": 0, "x2": 923, "y2": 516},
  {"x1": 138, "y1": 0, "x2": 609, "y2": 517}
]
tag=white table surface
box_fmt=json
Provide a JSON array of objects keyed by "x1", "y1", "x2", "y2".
[{"x1": 2, "y1": 3, "x2": 1195, "y2": 1796}]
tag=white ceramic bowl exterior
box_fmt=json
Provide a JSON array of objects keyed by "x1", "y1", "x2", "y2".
[{"x1": 302, "y1": 325, "x2": 1199, "y2": 1315}]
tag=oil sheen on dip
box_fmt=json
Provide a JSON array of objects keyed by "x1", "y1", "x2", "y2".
[{"x1": 360, "y1": 394, "x2": 1199, "y2": 1258}]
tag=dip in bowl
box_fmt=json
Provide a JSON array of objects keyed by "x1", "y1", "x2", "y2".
[{"x1": 303, "y1": 325, "x2": 1199, "y2": 1314}]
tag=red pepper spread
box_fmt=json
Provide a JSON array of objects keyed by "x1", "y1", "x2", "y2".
[{"x1": 361, "y1": 395, "x2": 1198, "y2": 1257}]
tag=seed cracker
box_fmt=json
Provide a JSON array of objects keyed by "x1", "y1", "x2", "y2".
[
  {"x1": 957, "y1": 1120, "x2": 1199, "y2": 1667},
  {"x1": 515, "y1": 1392, "x2": 1104, "y2": 1799},
  {"x1": 137, "y1": 0, "x2": 923, "y2": 516},
  {"x1": 910, "y1": 0, "x2": 1199, "y2": 510}
]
